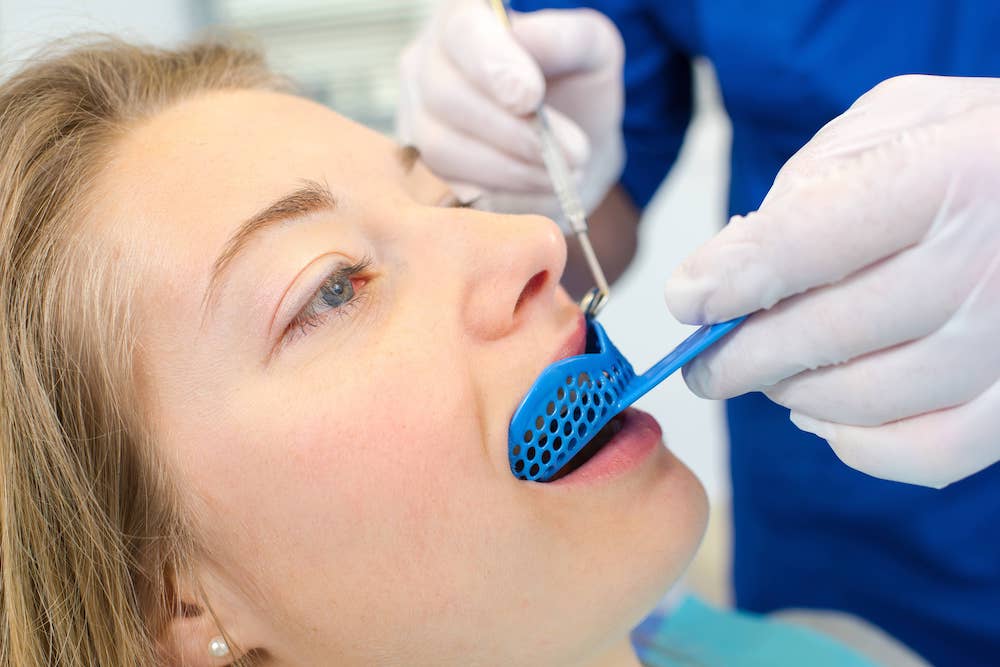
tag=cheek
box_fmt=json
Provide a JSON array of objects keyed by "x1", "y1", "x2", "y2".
[
  {"x1": 287, "y1": 375, "x2": 484, "y2": 525},
  {"x1": 306, "y1": 354, "x2": 484, "y2": 486},
  {"x1": 181, "y1": 351, "x2": 492, "y2": 580}
]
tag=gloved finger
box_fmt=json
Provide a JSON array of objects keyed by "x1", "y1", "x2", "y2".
[
  {"x1": 665, "y1": 118, "x2": 975, "y2": 325},
  {"x1": 765, "y1": 247, "x2": 1000, "y2": 425},
  {"x1": 512, "y1": 9, "x2": 624, "y2": 141},
  {"x1": 790, "y1": 375, "x2": 1000, "y2": 488},
  {"x1": 681, "y1": 188, "x2": 1000, "y2": 399},
  {"x1": 442, "y1": 4, "x2": 545, "y2": 115},
  {"x1": 820, "y1": 75, "x2": 1000, "y2": 157},
  {"x1": 511, "y1": 8, "x2": 624, "y2": 78},
  {"x1": 763, "y1": 76, "x2": 1000, "y2": 204},
  {"x1": 768, "y1": 326, "x2": 1000, "y2": 427},
  {"x1": 418, "y1": 61, "x2": 583, "y2": 168},
  {"x1": 413, "y1": 109, "x2": 555, "y2": 193},
  {"x1": 415, "y1": 33, "x2": 589, "y2": 169},
  {"x1": 400, "y1": 43, "x2": 588, "y2": 180}
]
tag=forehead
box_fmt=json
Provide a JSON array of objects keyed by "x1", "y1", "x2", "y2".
[
  {"x1": 89, "y1": 89, "x2": 408, "y2": 304},
  {"x1": 104, "y1": 89, "x2": 400, "y2": 233}
]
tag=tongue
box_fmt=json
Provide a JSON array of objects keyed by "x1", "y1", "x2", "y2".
[{"x1": 550, "y1": 412, "x2": 626, "y2": 481}]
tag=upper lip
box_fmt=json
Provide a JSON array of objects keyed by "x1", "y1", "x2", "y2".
[{"x1": 549, "y1": 313, "x2": 588, "y2": 365}]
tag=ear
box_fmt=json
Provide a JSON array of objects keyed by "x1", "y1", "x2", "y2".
[
  {"x1": 159, "y1": 603, "x2": 235, "y2": 667},
  {"x1": 156, "y1": 567, "x2": 256, "y2": 666}
]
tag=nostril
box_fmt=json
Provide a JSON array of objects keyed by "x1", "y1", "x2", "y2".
[{"x1": 515, "y1": 270, "x2": 548, "y2": 314}]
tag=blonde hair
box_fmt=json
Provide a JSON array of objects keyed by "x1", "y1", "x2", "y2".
[{"x1": 0, "y1": 37, "x2": 287, "y2": 666}]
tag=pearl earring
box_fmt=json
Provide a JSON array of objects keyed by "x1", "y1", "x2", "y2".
[{"x1": 208, "y1": 636, "x2": 230, "y2": 658}]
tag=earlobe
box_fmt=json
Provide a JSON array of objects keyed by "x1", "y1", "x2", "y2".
[
  {"x1": 157, "y1": 567, "x2": 255, "y2": 666},
  {"x1": 208, "y1": 635, "x2": 232, "y2": 659},
  {"x1": 158, "y1": 601, "x2": 238, "y2": 666}
]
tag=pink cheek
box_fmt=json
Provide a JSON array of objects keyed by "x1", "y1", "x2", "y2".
[{"x1": 291, "y1": 403, "x2": 477, "y2": 514}]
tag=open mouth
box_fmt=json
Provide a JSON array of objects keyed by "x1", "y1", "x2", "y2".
[{"x1": 548, "y1": 410, "x2": 627, "y2": 482}]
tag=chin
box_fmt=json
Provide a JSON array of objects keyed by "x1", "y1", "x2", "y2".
[
  {"x1": 503, "y1": 435, "x2": 709, "y2": 661},
  {"x1": 619, "y1": 451, "x2": 709, "y2": 626},
  {"x1": 564, "y1": 448, "x2": 710, "y2": 656}
]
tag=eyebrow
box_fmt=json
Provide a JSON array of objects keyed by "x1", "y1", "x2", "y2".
[
  {"x1": 201, "y1": 147, "x2": 419, "y2": 319},
  {"x1": 202, "y1": 180, "x2": 337, "y2": 316}
]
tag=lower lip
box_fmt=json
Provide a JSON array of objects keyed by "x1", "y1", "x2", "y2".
[{"x1": 550, "y1": 408, "x2": 663, "y2": 486}]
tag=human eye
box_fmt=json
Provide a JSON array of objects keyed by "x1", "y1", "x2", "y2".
[{"x1": 286, "y1": 256, "x2": 372, "y2": 342}]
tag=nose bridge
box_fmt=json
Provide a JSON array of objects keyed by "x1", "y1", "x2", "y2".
[{"x1": 456, "y1": 211, "x2": 567, "y2": 340}]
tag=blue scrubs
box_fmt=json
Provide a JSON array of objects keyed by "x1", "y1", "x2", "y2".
[{"x1": 510, "y1": 2, "x2": 1000, "y2": 665}]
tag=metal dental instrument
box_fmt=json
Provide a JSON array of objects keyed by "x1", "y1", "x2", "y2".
[{"x1": 487, "y1": 0, "x2": 611, "y2": 318}]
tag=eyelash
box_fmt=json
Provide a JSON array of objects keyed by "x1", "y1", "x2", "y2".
[
  {"x1": 282, "y1": 198, "x2": 466, "y2": 345},
  {"x1": 287, "y1": 256, "x2": 372, "y2": 341}
]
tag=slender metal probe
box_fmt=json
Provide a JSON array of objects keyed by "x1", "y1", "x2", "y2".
[{"x1": 487, "y1": 0, "x2": 610, "y2": 317}]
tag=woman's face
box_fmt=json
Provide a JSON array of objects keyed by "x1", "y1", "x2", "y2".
[{"x1": 94, "y1": 90, "x2": 707, "y2": 665}]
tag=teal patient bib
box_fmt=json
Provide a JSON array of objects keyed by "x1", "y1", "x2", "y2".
[{"x1": 631, "y1": 597, "x2": 879, "y2": 667}]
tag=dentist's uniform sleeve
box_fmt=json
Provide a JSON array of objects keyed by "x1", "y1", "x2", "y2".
[{"x1": 510, "y1": 0, "x2": 694, "y2": 208}]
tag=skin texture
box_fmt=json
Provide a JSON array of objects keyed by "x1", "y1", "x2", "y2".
[{"x1": 89, "y1": 89, "x2": 707, "y2": 666}]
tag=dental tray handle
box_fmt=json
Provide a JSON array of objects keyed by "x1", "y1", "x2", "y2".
[{"x1": 618, "y1": 316, "x2": 747, "y2": 407}]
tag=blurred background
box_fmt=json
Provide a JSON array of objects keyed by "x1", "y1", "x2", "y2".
[{"x1": 0, "y1": 0, "x2": 734, "y2": 605}]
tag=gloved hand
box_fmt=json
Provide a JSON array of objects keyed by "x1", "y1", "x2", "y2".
[
  {"x1": 396, "y1": 1, "x2": 625, "y2": 225},
  {"x1": 664, "y1": 74, "x2": 1000, "y2": 488}
]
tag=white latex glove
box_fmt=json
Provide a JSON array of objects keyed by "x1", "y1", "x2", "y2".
[
  {"x1": 396, "y1": 1, "x2": 625, "y2": 224},
  {"x1": 664, "y1": 74, "x2": 1000, "y2": 489}
]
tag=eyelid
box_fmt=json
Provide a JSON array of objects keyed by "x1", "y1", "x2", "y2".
[
  {"x1": 286, "y1": 282, "x2": 368, "y2": 345},
  {"x1": 289, "y1": 256, "x2": 371, "y2": 331},
  {"x1": 288, "y1": 255, "x2": 373, "y2": 343},
  {"x1": 268, "y1": 253, "x2": 367, "y2": 357}
]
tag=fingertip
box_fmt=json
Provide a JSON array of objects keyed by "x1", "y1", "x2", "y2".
[
  {"x1": 664, "y1": 265, "x2": 716, "y2": 325},
  {"x1": 680, "y1": 362, "x2": 712, "y2": 399},
  {"x1": 684, "y1": 354, "x2": 749, "y2": 401},
  {"x1": 483, "y1": 60, "x2": 545, "y2": 115},
  {"x1": 817, "y1": 424, "x2": 949, "y2": 488},
  {"x1": 680, "y1": 213, "x2": 791, "y2": 323},
  {"x1": 789, "y1": 411, "x2": 831, "y2": 440}
]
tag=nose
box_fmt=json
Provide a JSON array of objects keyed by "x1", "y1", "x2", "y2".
[{"x1": 455, "y1": 211, "x2": 567, "y2": 341}]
